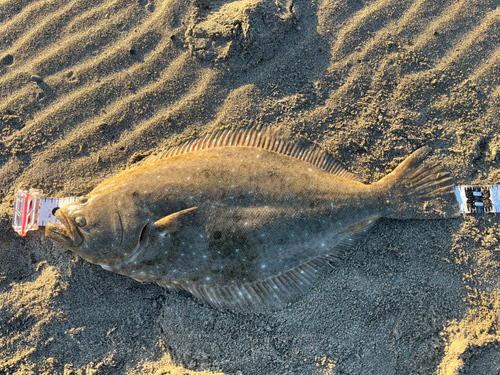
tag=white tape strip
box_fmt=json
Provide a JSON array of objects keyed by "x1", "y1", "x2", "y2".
[
  {"x1": 38, "y1": 196, "x2": 79, "y2": 226},
  {"x1": 454, "y1": 185, "x2": 500, "y2": 214}
]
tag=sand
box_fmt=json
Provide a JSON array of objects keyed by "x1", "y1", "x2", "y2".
[{"x1": 1, "y1": 0, "x2": 500, "y2": 374}]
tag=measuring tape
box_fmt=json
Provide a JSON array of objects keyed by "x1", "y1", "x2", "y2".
[
  {"x1": 11, "y1": 186, "x2": 500, "y2": 236},
  {"x1": 454, "y1": 185, "x2": 500, "y2": 214},
  {"x1": 12, "y1": 189, "x2": 79, "y2": 236}
]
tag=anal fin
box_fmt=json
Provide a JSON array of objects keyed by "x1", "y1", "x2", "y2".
[{"x1": 179, "y1": 256, "x2": 331, "y2": 313}]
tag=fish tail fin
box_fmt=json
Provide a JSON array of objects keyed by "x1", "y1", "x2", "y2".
[{"x1": 375, "y1": 147, "x2": 458, "y2": 219}]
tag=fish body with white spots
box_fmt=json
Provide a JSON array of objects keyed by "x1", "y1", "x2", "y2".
[{"x1": 46, "y1": 128, "x2": 457, "y2": 312}]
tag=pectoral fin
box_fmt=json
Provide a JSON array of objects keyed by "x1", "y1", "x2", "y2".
[{"x1": 154, "y1": 207, "x2": 198, "y2": 234}]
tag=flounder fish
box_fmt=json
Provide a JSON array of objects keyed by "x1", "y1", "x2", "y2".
[{"x1": 46, "y1": 127, "x2": 457, "y2": 312}]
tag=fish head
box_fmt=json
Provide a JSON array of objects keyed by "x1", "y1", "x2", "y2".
[{"x1": 45, "y1": 194, "x2": 132, "y2": 265}]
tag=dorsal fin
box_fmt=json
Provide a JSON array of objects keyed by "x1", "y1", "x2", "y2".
[{"x1": 139, "y1": 127, "x2": 363, "y2": 182}]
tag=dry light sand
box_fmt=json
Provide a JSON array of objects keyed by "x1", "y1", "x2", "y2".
[{"x1": 1, "y1": 0, "x2": 500, "y2": 374}]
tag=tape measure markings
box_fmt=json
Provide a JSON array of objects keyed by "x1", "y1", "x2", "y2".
[
  {"x1": 38, "y1": 196, "x2": 80, "y2": 226},
  {"x1": 454, "y1": 185, "x2": 500, "y2": 214}
]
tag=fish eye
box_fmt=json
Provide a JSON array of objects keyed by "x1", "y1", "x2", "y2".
[
  {"x1": 80, "y1": 196, "x2": 88, "y2": 204},
  {"x1": 75, "y1": 217, "x2": 87, "y2": 227}
]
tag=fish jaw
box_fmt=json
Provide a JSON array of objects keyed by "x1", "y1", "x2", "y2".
[{"x1": 45, "y1": 209, "x2": 83, "y2": 248}]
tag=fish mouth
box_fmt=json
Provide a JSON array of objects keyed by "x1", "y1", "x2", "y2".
[{"x1": 45, "y1": 209, "x2": 83, "y2": 248}]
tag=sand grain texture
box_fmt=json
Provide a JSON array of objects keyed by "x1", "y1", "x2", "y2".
[{"x1": 1, "y1": 0, "x2": 500, "y2": 374}]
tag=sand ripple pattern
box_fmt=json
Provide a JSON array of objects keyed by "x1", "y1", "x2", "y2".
[{"x1": 1, "y1": 0, "x2": 500, "y2": 374}]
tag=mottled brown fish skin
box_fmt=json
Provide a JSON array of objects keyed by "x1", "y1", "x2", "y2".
[
  {"x1": 45, "y1": 129, "x2": 457, "y2": 311},
  {"x1": 61, "y1": 148, "x2": 376, "y2": 279}
]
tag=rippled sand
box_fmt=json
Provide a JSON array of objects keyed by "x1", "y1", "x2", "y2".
[{"x1": 1, "y1": 1, "x2": 500, "y2": 374}]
